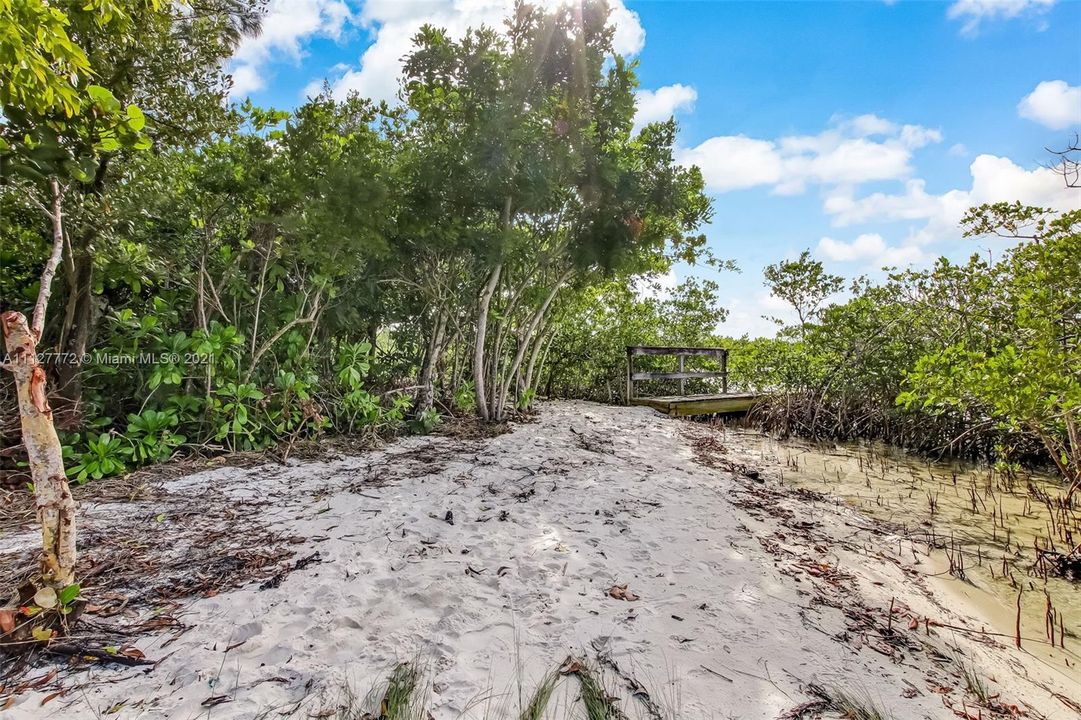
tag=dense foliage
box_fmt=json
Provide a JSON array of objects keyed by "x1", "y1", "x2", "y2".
[
  {"x1": 2, "y1": 0, "x2": 1077, "y2": 502},
  {"x1": 1, "y1": 0, "x2": 714, "y2": 484},
  {"x1": 735, "y1": 204, "x2": 1080, "y2": 494}
]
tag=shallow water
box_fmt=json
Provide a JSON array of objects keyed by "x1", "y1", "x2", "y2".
[{"x1": 718, "y1": 427, "x2": 1080, "y2": 670}]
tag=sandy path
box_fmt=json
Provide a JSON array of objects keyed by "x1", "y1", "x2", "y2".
[{"x1": 4, "y1": 401, "x2": 1077, "y2": 719}]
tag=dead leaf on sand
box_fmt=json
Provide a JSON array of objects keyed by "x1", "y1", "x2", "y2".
[
  {"x1": 0, "y1": 608, "x2": 15, "y2": 634},
  {"x1": 119, "y1": 646, "x2": 146, "y2": 660},
  {"x1": 559, "y1": 657, "x2": 584, "y2": 675},
  {"x1": 607, "y1": 584, "x2": 639, "y2": 601}
]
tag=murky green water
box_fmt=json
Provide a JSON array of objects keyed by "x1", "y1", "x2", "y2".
[{"x1": 721, "y1": 428, "x2": 1080, "y2": 671}]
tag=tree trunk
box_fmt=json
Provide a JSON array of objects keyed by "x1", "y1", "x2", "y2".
[
  {"x1": 488, "y1": 266, "x2": 539, "y2": 407},
  {"x1": 525, "y1": 326, "x2": 555, "y2": 402},
  {"x1": 491, "y1": 269, "x2": 571, "y2": 420},
  {"x1": 53, "y1": 242, "x2": 93, "y2": 418},
  {"x1": 3, "y1": 181, "x2": 78, "y2": 590},
  {"x1": 473, "y1": 263, "x2": 502, "y2": 421},
  {"x1": 2, "y1": 313, "x2": 76, "y2": 589},
  {"x1": 414, "y1": 308, "x2": 447, "y2": 414}
]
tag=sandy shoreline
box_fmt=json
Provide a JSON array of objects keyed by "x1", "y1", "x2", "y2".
[{"x1": 1, "y1": 401, "x2": 1077, "y2": 718}]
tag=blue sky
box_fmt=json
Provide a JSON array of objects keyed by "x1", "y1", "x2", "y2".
[{"x1": 230, "y1": 0, "x2": 1081, "y2": 336}]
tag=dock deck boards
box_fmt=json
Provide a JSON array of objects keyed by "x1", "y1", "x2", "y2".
[{"x1": 630, "y1": 392, "x2": 763, "y2": 416}]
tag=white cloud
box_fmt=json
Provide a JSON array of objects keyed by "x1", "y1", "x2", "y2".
[
  {"x1": 899, "y1": 124, "x2": 944, "y2": 149},
  {"x1": 679, "y1": 114, "x2": 942, "y2": 195},
  {"x1": 824, "y1": 179, "x2": 958, "y2": 228},
  {"x1": 845, "y1": 113, "x2": 896, "y2": 136},
  {"x1": 608, "y1": 0, "x2": 646, "y2": 55},
  {"x1": 318, "y1": 0, "x2": 646, "y2": 104},
  {"x1": 775, "y1": 137, "x2": 913, "y2": 194},
  {"x1": 947, "y1": 0, "x2": 1056, "y2": 36},
  {"x1": 716, "y1": 295, "x2": 786, "y2": 339},
  {"x1": 816, "y1": 233, "x2": 924, "y2": 266},
  {"x1": 633, "y1": 84, "x2": 697, "y2": 132},
  {"x1": 677, "y1": 136, "x2": 784, "y2": 193},
  {"x1": 823, "y1": 154, "x2": 1080, "y2": 246},
  {"x1": 1018, "y1": 80, "x2": 1081, "y2": 130},
  {"x1": 230, "y1": 65, "x2": 265, "y2": 96},
  {"x1": 948, "y1": 143, "x2": 969, "y2": 157},
  {"x1": 228, "y1": 0, "x2": 352, "y2": 97}
]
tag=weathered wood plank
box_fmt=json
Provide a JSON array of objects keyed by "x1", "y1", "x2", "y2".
[
  {"x1": 630, "y1": 393, "x2": 762, "y2": 416},
  {"x1": 630, "y1": 371, "x2": 727, "y2": 381},
  {"x1": 627, "y1": 346, "x2": 727, "y2": 357},
  {"x1": 625, "y1": 345, "x2": 733, "y2": 406}
]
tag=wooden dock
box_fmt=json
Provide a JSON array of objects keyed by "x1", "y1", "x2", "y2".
[
  {"x1": 630, "y1": 392, "x2": 763, "y2": 416},
  {"x1": 625, "y1": 345, "x2": 763, "y2": 416}
]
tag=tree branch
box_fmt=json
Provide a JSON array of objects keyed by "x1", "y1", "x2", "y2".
[{"x1": 32, "y1": 180, "x2": 67, "y2": 339}]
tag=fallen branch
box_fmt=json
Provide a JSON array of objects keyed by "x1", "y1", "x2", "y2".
[{"x1": 46, "y1": 644, "x2": 155, "y2": 666}]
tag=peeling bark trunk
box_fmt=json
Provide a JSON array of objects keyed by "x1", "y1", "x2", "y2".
[
  {"x1": 3, "y1": 312, "x2": 77, "y2": 589},
  {"x1": 3, "y1": 180, "x2": 78, "y2": 590}
]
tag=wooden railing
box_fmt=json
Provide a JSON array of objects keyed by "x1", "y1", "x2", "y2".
[{"x1": 625, "y1": 345, "x2": 728, "y2": 402}]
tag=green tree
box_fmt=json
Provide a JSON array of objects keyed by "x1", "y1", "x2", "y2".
[
  {"x1": 546, "y1": 277, "x2": 726, "y2": 402},
  {"x1": 399, "y1": 0, "x2": 712, "y2": 421},
  {"x1": 763, "y1": 250, "x2": 844, "y2": 335},
  {"x1": 900, "y1": 204, "x2": 1081, "y2": 501},
  {"x1": 0, "y1": 0, "x2": 164, "y2": 595},
  {"x1": 2, "y1": 0, "x2": 262, "y2": 411}
]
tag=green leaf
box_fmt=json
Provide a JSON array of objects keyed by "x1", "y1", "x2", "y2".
[
  {"x1": 87, "y1": 85, "x2": 121, "y2": 111},
  {"x1": 125, "y1": 104, "x2": 145, "y2": 131},
  {"x1": 58, "y1": 583, "x2": 80, "y2": 606}
]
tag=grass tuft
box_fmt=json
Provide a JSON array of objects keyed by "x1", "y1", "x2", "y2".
[
  {"x1": 791, "y1": 684, "x2": 895, "y2": 720},
  {"x1": 953, "y1": 654, "x2": 993, "y2": 706},
  {"x1": 377, "y1": 662, "x2": 424, "y2": 720},
  {"x1": 275, "y1": 655, "x2": 671, "y2": 719},
  {"x1": 569, "y1": 660, "x2": 627, "y2": 720},
  {"x1": 518, "y1": 671, "x2": 561, "y2": 720},
  {"x1": 826, "y1": 687, "x2": 895, "y2": 720}
]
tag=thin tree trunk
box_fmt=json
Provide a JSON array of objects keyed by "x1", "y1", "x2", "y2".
[
  {"x1": 450, "y1": 331, "x2": 463, "y2": 396},
  {"x1": 53, "y1": 246, "x2": 92, "y2": 413},
  {"x1": 489, "y1": 265, "x2": 539, "y2": 403},
  {"x1": 473, "y1": 263, "x2": 502, "y2": 421},
  {"x1": 33, "y1": 181, "x2": 67, "y2": 339},
  {"x1": 534, "y1": 333, "x2": 556, "y2": 397},
  {"x1": 2, "y1": 314, "x2": 75, "y2": 589},
  {"x1": 196, "y1": 239, "x2": 209, "y2": 333},
  {"x1": 1, "y1": 185, "x2": 77, "y2": 590},
  {"x1": 414, "y1": 307, "x2": 447, "y2": 414},
  {"x1": 243, "y1": 289, "x2": 323, "y2": 384},
  {"x1": 248, "y1": 233, "x2": 274, "y2": 363},
  {"x1": 525, "y1": 325, "x2": 556, "y2": 402},
  {"x1": 520, "y1": 318, "x2": 548, "y2": 397},
  {"x1": 492, "y1": 269, "x2": 571, "y2": 420}
]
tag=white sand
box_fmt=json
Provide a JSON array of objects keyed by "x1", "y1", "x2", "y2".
[{"x1": 4, "y1": 401, "x2": 1078, "y2": 719}]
